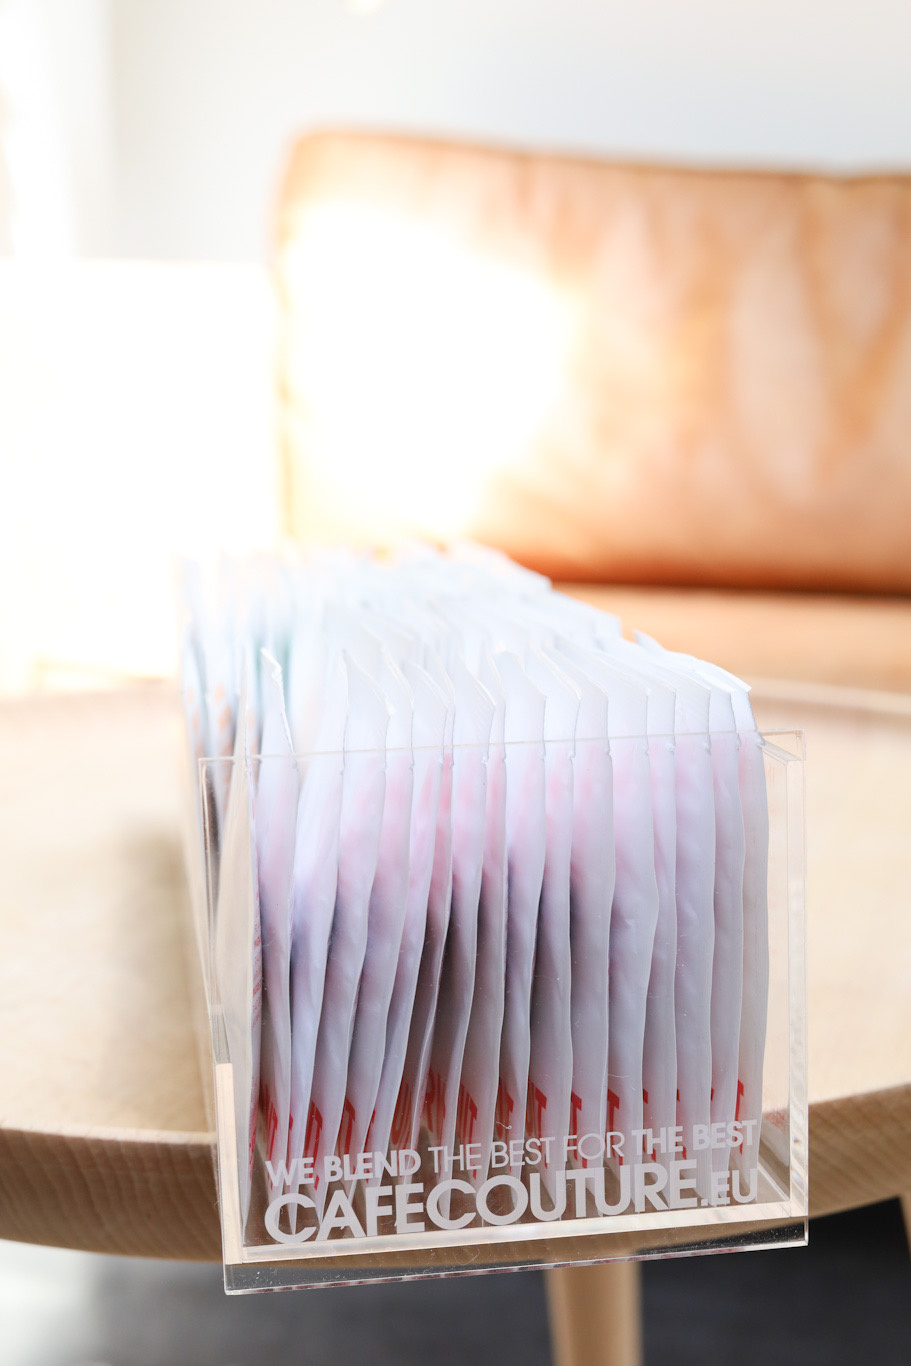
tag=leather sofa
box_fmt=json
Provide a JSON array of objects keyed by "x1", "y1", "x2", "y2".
[{"x1": 275, "y1": 130, "x2": 911, "y2": 692}]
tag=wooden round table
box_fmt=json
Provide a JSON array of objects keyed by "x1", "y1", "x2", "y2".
[{"x1": 1, "y1": 682, "x2": 909, "y2": 1355}]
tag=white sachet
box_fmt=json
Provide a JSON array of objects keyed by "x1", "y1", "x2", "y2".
[
  {"x1": 676, "y1": 656, "x2": 765, "y2": 1189},
  {"x1": 557, "y1": 642, "x2": 659, "y2": 1184},
  {"x1": 541, "y1": 647, "x2": 614, "y2": 1175},
  {"x1": 204, "y1": 629, "x2": 238, "y2": 843},
  {"x1": 595, "y1": 639, "x2": 679, "y2": 1173},
  {"x1": 368, "y1": 663, "x2": 448, "y2": 1167},
  {"x1": 423, "y1": 656, "x2": 494, "y2": 1182},
  {"x1": 727, "y1": 684, "x2": 768, "y2": 1191},
  {"x1": 457, "y1": 649, "x2": 508, "y2": 1189},
  {"x1": 640, "y1": 641, "x2": 764, "y2": 1192},
  {"x1": 399, "y1": 652, "x2": 456, "y2": 1154},
  {"x1": 524, "y1": 648, "x2": 580, "y2": 1205},
  {"x1": 703, "y1": 689, "x2": 745, "y2": 1177},
  {"x1": 638, "y1": 678, "x2": 677, "y2": 1173},
  {"x1": 285, "y1": 652, "x2": 347, "y2": 1203},
  {"x1": 347, "y1": 592, "x2": 423, "y2": 670},
  {"x1": 214, "y1": 680, "x2": 262, "y2": 1230},
  {"x1": 493, "y1": 652, "x2": 546, "y2": 1181},
  {"x1": 238, "y1": 634, "x2": 262, "y2": 766},
  {"x1": 341, "y1": 656, "x2": 415, "y2": 1179},
  {"x1": 448, "y1": 540, "x2": 553, "y2": 597},
  {"x1": 306, "y1": 655, "x2": 389, "y2": 1215},
  {"x1": 253, "y1": 554, "x2": 293, "y2": 678},
  {"x1": 255, "y1": 652, "x2": 299, "y2": 1195},
  {"x1": 180, "y1": 629, "x2": 211, "y2": 964},
  {"x1": 520, "y1": 591, "x2": 623, "y2": 651},
  {"x1": 284, "y1": 596, "x2": 329, "y2": 761},
  {"x1": 633, "y1": 635, "x2": 718, "y2": 1199},
  {"x1": 181, "y1": 628, "x2": 207, "y2": 808}
]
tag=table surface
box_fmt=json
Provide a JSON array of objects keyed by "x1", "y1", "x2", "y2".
[{"x1": 1, "y1": 680, "x2": 909, "y2": 1260}]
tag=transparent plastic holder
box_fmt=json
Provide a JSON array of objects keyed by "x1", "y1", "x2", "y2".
[{"x1": 194, "y1": 729, "x2": 807, "y2": 1293}]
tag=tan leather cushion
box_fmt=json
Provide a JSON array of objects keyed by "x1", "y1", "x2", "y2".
[
  {"x1": 564, "y1": 585, "x2": 911, "y2": 693},
  {"x1": 276, "y1": 130, "x2": 911, "y2": 594}
]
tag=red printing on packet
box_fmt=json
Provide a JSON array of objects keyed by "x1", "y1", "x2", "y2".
[
  {"x1": 606, "y1": 1088, "x2": 623, "y2": 1164},
  {"x1": 422, "y1": 1068, "x2": 446, "y2": 1137},
  {"x1": 494, "y1": 1079, "x2": 515, "y2": 1136},
  {"x1": 390, "y1": 1080, "x2": 411, "y2": 1148}
]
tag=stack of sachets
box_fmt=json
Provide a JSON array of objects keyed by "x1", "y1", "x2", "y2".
[{"x1": 182, "y1": 546, "x2": 768, "y2": 1244}]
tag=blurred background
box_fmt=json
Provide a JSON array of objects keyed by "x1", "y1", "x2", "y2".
[
  {"x1": 2, "y1": 3, "x2": 910, "y2": 1363},
  {"x1": 3, "y1": 0, "x2": 911, "y2": 694}
]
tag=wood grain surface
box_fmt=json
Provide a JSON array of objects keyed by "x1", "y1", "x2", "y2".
[
  {"x1": 0, "y1": 678, "x2": 908, "y2": 1261},
  {"x1": 0, "y1": 687, "x2": 217, "y2": 1259}
]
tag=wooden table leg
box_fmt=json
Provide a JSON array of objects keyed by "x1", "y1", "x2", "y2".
[{"x1": 545, "y1": 1261, "x2": 643, "y2": 1366}]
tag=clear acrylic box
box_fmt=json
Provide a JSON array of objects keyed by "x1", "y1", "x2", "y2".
[{"x1": 191, "y1": 728, "x2": 807, "y2": 1293}]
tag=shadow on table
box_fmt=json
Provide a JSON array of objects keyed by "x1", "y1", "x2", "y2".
[{"x1": 0, "y1": 1202, "x2": 908, "y2": 1366}]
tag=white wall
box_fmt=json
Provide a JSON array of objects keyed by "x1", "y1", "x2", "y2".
[
  {"x1": 109, "y1": 0, "x2": 911, "y2": 262},
  {"x1": 3, "y1": 0, "x2": 911, "y2": 692},
  {"x1": 0, "y1": 261, "x2": 278, "y2": 693},
  {"x1": 0, "y1": 0, "x2": 113, "y2": 256}
]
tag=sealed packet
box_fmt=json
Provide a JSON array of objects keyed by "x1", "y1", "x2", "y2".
[
  {"x1": 180, "y1": 628, "x2": 211, "y2": 960},
  {"x1": 399, "y1": 652, "x2": 456, "y2": 1155},
  {"x1": 524, "y1": 648, "x2": 580, "y2": 1205},
  {"x1": 636, "y1": 673, "x2": 677, "y2": 1173},
  {"x1": 702, "y1": 686, "x2": 746, "y2": 1176},
  {"x1": 284, "y1": 652, "x2": 347, "y2": 1208},
  {"x1": 342, "y1": 656, "x2": 415, "y2": 1182},
  {"x1": 728, "y1": 687, "x2": 769, "y2": 1189},
  {"x1": 457, "y1": 649, "x2": 508, "y2": 1189},
  {"x1": 368, "y1": 663, "x2": 448, "y2": 1167},
  {"x1": 538, "y1": 645, "x2": 613, "y2": 1182},
  {"x1": 634, "y1": 636, "x2": 721, "y2": 1199},
  {"x1": 557, "y1": 642, "x2": 659, "y2": 1182},
  {"x1": 640, "y1": 641, "x2": 765, "y2": 1188},
  {"x1": 423, "y1": 657, "x2": 494, "y2": 1188},
  {"x1": 595, "y1": 639, "x2": 679, "y2": 1173},
  {"x1": 493, "y1": 652, "x2": 546, "y2": 1182},
  {"x1": 181, "y1": 629, "x2": 207, "y2": 820},
  {"x1": 204, "y1": 634, "x2": 238, "y2": 842},
  {"x1": 306, "y1": 656, "x2": 389, "y2": 1215},
  {"x1": 214, "y1": 680, "x2": 262, "y2": 1229},
  {"x1": 255, "y1": 652, "x2": 299, "y2": 1194}
]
